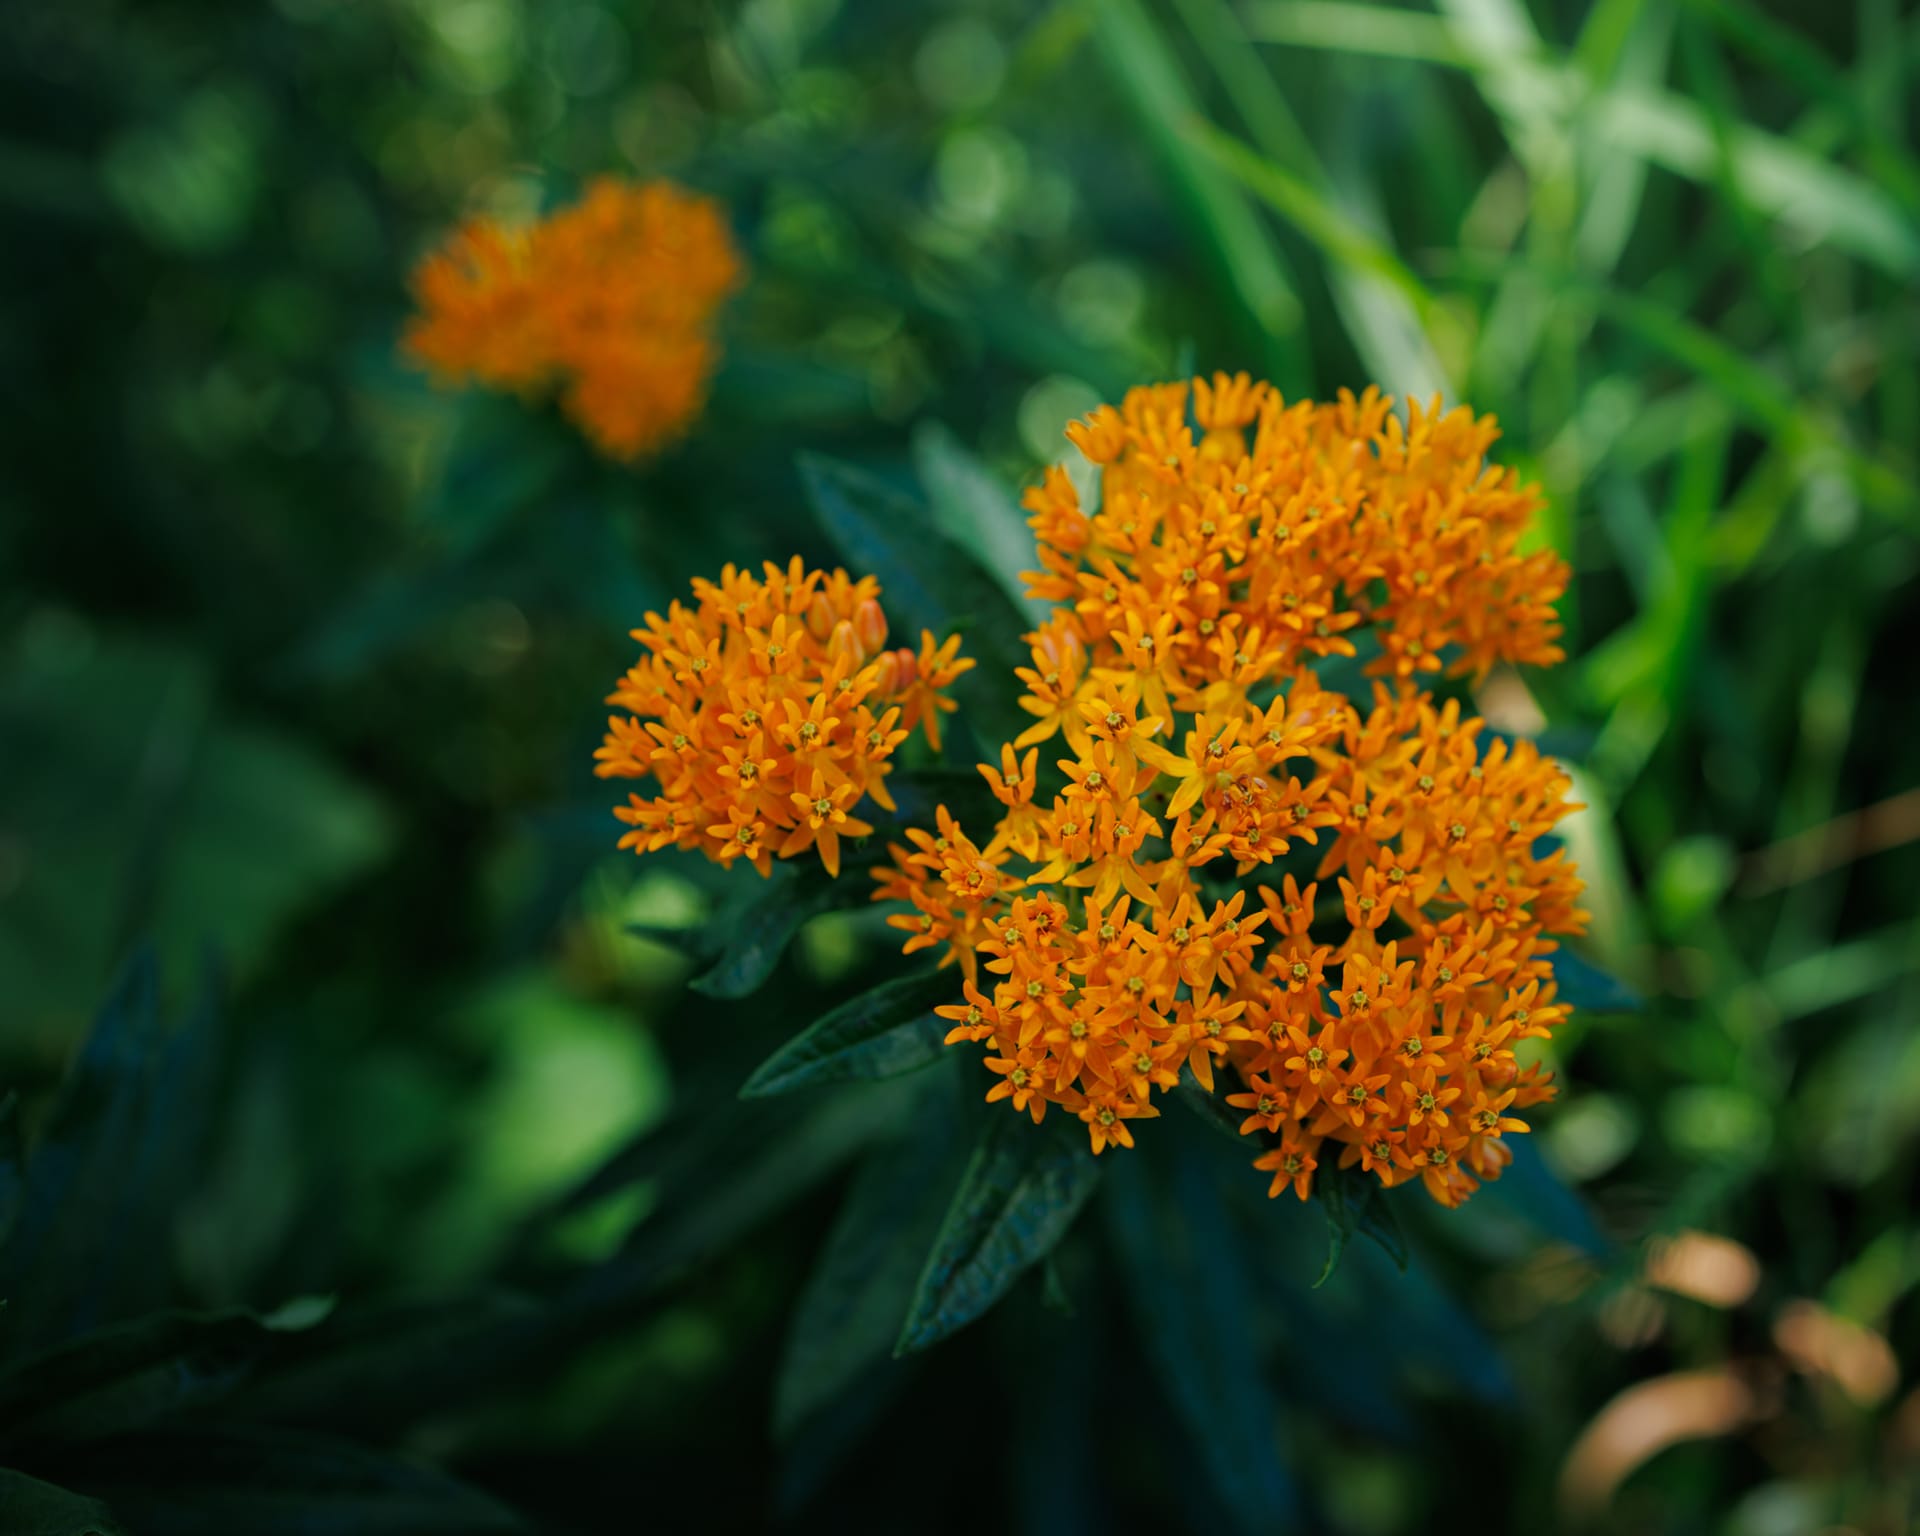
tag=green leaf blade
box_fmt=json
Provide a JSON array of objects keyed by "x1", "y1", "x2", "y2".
[
  {"x1": 741, "y1": 969, "x2": 961, "y2": 1098},
  {"x1": 1313, "y1": 1162, "x2": 1409, "y2": 1287},
  {"x1": 688, "y1": 858, "x2": 860, "y2": 1001},
  {"x1": 910, "y1": 422, "x2": 1046, "y2": 624},
  {"x1": 1106, "y1": 1131, "x2": 1298, "y2": 1534},
  {"x1": 0, "y1": 949, "x2": 222, "y2": 1359},
  {"x1": 894, "y1": 1116, "x2": 1101, "y2": 1356},
  {"x1": 773, "y1": 1100, "x2": 965, "y2": 1442},
  {"x1": 66, "y1": 1425, "x2": 529, "y2": 1536},
  {"x1": 0, "y1": 1468, "x2": 128, "y2": 1536},
  {"x1": 1481, "y1": 1136, "x2": 1613, "y2": 1260}
]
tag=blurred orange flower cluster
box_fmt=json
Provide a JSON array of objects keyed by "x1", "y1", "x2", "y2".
[
  {"x1": 595, "y1": 559, "x2": 971, "y2": 878},
  {"x1": 873, "y1": 375, "x2": 1586, "y2": 1206},
  {"x1": 405, "y1": 178, "x2": 742, "y2": 461}
]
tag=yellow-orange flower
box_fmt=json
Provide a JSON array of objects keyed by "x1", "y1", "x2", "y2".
[
  {"x1": 595, "y1": 559, "x2": 970, "y2": 877},
  {"x1": 874, "y1": 374, "x2": 1586, "y2": 1208},
  {"x1": 406, "y1": 178, "x2": 743, "y2": 461}
]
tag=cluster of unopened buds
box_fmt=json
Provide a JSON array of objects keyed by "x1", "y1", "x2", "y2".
[
  {"x1": 594, "y1": 558, "x2": 970, "y2": 877},
  {"x1": 872, "y1": 375, "x2": 1586, "y2": 1207}
]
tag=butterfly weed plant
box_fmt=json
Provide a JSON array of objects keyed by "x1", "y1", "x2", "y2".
[{"x1": 590, "y1": 361, "x2": 1603, "y2": 1371}]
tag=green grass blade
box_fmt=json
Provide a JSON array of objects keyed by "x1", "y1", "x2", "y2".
[{"x1": 1091, "y1": 0, "x2": 1308, "y2": 389}]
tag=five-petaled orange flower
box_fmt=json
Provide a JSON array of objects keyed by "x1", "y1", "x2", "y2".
[
  {"x1": 871, "y1": 375, "x2": 1586, "y2": 1209},
  {"x1": 406, "y1": 177, "x2": 742, "y2": 461}
]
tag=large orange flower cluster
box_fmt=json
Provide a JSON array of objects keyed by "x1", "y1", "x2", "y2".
[
  {"x1": 405, "y1": 178, "x2": 742, "y2": 461},
  {"x1": 595, "y1": 559, "x2": 971, "y2": 878},
  {"x1": 872, "y1": 375, "x2": 1585, "y2": 1207}
]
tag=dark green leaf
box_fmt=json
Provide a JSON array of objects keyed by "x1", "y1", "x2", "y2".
[
  {"x1": 895, "y1": 1115, "x2": 1101, "y2": 1356},
  {"x1": 1481, "y1": 1137, "x2": 1613, "y2": 1260},
  {"x1": 0, "y1": 1467, "x2": 126, "y2": 1536},
  {"x1": 741, "y1": 969, "x2": 959, "y2": 1097},
  {"x1": 773, "y1": 1093, "x2": 963, "y2": 1439},
  {"x1": 0, "y1": 1310, "x2": 276, "y2": 1450},
  {"x1": 800, "y1": 453, "x2": 1033, "y2": 751},
  {"x1": 881, "y1": 767, "x2": 1005, "y2": 839},
  {"x1": 710, "y1": 348, "x2": 871, "y2": 426},
  {"x1": 59, "y1": 1425, "x2": 526, "y2": 1536},
  {"x1": 224, "y1": 1295, "x2": 542, "y2": 1436},
  {"x1": 1550, "y1": 946, "x2": 1645, "y2": 1013},
  {"x1": 1040, "y1": 1253, "x2": 1076, "y2": 1317},
  {"x1": 0, "y1": 639, "x2": 390, "y2": 1029},
  {"x1": 418, "y1": 391, "x2": 571, "y2": 554},
  {"x1": 1314, "y1": 1161, "x2": 1409, "y2": 1286},
  {"x1": 1238, "y1": 1182, "x2": 1514, "y2": 1421},
  {"x1": 1105, "y1": 1131, "x2": 1298, "y2": 1534},
  {"x1": 561, "y1": 1082, "x2": 910, "y2": 1319},
  {"x1": 910, "y1": 422, "x2": 1045, "y2": 621},
  {"x1": 1346, "y1": 1242, "x2": 1515, "y2": 1407},
  {"x1": 689, "y1": 857, "x2": 862, "y2": 1000},
  {"x1": 0, "y1": 950, "x2": 222, "y2": 1358},
  {"x1": 1175, "y1": 1080, "x2": 1251, "y2": 1147},
  {"x1": 0, "y1": 1096, "x2": 22, "y2": 1253},
  {"x1": 1307, "y1": 629, "x2": 1383, "y2": 703}
]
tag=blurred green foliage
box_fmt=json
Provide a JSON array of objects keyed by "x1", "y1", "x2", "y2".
[{"x1": 2, "y1": 0, "x2": 1918, "y2": 1532}]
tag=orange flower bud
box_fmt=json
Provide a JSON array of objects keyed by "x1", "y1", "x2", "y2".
[
  {"x1": 805, "y1": 589, "x2": 837, "y2": 642},
  {"x1": 854, "y1": 597, "x2": 889, "y2": 658}
]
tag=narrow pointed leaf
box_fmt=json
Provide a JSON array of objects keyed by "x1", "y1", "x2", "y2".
[
  {"x1": 0, "y1": 1095, "x2": 23, "y2": 1253},
  {"x1": 1106, "y1": 1133, "x2": 1298, "y2": 1534},
  {"x1": 563, "y1": 1083, "x2": 910, "y2": 1318},
  {"x1": 741, "y1": 969, "x2": 960, "y2": 1098},
  {"x1": 774, "y1": 1095, "x2": 963, "y2": 1440},
  {"x1": 0, "y1": 948, "x2": 222, "y2": 1358},
  {"x1": 1313, "y1": 1162, "x2": 1408, "y2": 1286},
  {"x1": 895, "y1": 1116, "x2": 1101, "y2": 1355},
  {"x1": 0, "y1": 948, "x2": 168, "y2": 1359},
  {"x1": 1092, "y1": 0, "x2": 1307, "y2": 389},
  {"x1": 224, "y1": 1294, "x2": 542, "y2": 1435},
  {"x1": 0, "y1": 1469, "x2": 127, "y2": 1536},
  {"x1": 910, "y1": 422, "x2": 1046, "y2": 621},
  {"x1": 689, "y1": 858, "x2": 860, "y2": 1000},
  {"x1": 1175, "y1": 1081, "x2": 1249, "y2": 1147},
  {"x1": 62, "y1": 1425, "x2": 528, "y2": 1535},
  {"x1": 0, "y1": 1310, "x2": 278, "y2": 1449}
]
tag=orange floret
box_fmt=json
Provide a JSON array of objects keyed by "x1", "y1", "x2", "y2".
[
  {"x1": 405, "y1": 178, "x2": 743, "y2": 461},
  {"x1": 872, "y1": 374, "x2": 1586, "y2": 1208}
]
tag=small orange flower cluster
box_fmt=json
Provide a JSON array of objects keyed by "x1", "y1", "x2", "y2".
[
  {"x1": 406, "y1": 178, "x2": 742, "y2": 461},
  {"x1": 874, "y1": 375, "x2": 1586, "y2": 1206},
  {"x1": 595, "y1": 559, "x2": 971, "y2": 878}
]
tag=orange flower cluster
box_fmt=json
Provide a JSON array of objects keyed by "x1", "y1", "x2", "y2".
[
  {"x1": 874, "y1": 375, "x2": 1586, "y2": 1206},
  {"x1": 406, "y1": 178, "x2": 742, "y2": 461},
  {"x1": 596, "y1": 559, "x2": 971, "y2": 877}
]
